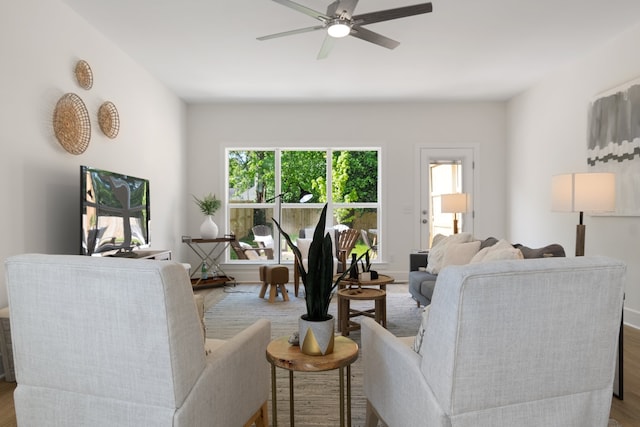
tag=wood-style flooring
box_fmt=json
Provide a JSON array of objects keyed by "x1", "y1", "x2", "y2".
[{"x1": 0, "y1": 326, "x2": 638, "y2": 426}]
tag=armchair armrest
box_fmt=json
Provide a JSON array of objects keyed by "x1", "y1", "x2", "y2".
[
  {"x1": 183, "y1": 319, "x2": 271, "y2": 427},
  {"x1": 361, "y1": 318, "x2": 445, "y2": 427}
]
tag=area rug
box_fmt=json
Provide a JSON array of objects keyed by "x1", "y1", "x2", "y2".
[{"x1": 204, "y1": 284, "x2": 421, "y2": 427}]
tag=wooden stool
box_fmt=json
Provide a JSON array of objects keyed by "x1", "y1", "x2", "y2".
[
  {"x1": 259, "y1": 265, "x2": 290, "y2": 303},
  {"x1": 337, "y1": 287, "x2": 386, "y2": 336}
]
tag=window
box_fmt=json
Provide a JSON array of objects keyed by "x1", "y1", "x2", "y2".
[
  {"x1": 227, "y1": 148, "x2": 380, "y2": 263},
  {"x1": 430, "y1": 160, "x2": 463, "y2": 238}
]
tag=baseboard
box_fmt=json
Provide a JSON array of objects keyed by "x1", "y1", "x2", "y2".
[
  {"x1": 222, "y1": 265, "x2": 410, "y2": 285},
  {"x1": 623, "y1": 306, "x2": 640, "y2": 330}
]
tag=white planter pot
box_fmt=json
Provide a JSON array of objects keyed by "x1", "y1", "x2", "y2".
[
  {"x1": 200, "y1": 215, "x2": 219, "y2": 239},
  {"x1": 299, "y1": 315, "x2": 335, "y2": 356}
]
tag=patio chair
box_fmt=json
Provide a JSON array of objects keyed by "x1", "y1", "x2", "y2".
[
  {"x1": 361, "y1": 229, "x2": 378, "y2": 258},
  {"x1": 252, "y1": 225, "x2": 275, "y2": 251},
  {"x1": 230, "y1": 239, "x2": 273, "y2": 260},
  {"x1": 336, "y1": 228, "x2": 360, "y2": 273}
]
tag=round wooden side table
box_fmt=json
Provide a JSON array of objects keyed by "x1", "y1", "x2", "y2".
[
  {"x1": 336, "y1": 274, "x2": 393, "y2": 331},
  {"x1": 337, "y1": 273, "x2": 395, "y2": 291},
  {"x1": 266, "y1": 335, "x2": 359, "y2": 427},
  {"x1": 337, "y1": 287, "x2": 387, "y2": 336}
]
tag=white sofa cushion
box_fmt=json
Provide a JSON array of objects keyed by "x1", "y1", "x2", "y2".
[
  {"x1": 441, "y1": 241, "x2": 481, "y2": 269},
  {"x1": 426, "y1": 232, "x2": 473, "y2": 274},
  {"x1": 482, "y1": 246, "x2": 523, "y2": 262},
  {"x1": 470, "y1": 238, "x2": 514, "y2": 263}
]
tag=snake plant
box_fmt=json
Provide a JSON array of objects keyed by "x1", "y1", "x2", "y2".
[{"x1": 274, "y1": 203, "x2": 364, "y2": 321}]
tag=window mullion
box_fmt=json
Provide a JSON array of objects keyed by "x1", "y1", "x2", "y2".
[{"x1": 326, "y1": 148, "x2": 333, "y2": 226}]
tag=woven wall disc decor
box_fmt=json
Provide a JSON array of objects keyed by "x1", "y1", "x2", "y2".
[
  {"x1": 53, "y1": 93, "x2": 91, "y2": 155},
  {"x1": 98, "y1": 101, "x2": 120, "y2": 139},
  {"x1": 74, "y1": 60, "x2": 93, "y2": 90}
]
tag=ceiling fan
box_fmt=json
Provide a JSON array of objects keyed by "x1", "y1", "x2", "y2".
[{"x1": 257, "y1": 0, "x2": 433, "y2": 59}]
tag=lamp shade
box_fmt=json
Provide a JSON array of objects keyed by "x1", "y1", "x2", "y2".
[
  {"x1": 551, "y1": 173, "x2": 615, "y2": 213},
  {"x1": 299, "y1": 188, "x2": 313, "y2": 203},
  {"x1": 441, "y1": 193, "x2": 468, "y2": 213}
]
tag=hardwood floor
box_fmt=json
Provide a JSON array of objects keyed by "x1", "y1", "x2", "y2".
[
  {"x1": 0, "y1": 326, "x2": 638, "y2": 426},
  {"x1": 611, "y1": 325, "x2": 640, "y2": 426},
  {"x1": 0, "y1": 380, "x2": 15, "y2": 427}
]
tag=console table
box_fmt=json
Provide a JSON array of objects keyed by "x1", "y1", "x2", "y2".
[
  {"x1": 132, "y1": 249, "x2": 172, "y2": 260},
  {"x1": 182, "y1": 236, "x2": 235, "y2": 289}
]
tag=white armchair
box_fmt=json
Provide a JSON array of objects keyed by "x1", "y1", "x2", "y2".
[
  {"x1": 6, "y1": 254, "x2": 271, "y2": 427},
  {"x1": 362, "y1": 256, "x2": 625, "y2": 427}
]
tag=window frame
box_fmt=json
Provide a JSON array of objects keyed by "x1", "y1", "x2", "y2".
[{"x1": 225, "y1": 147, "x2": 382, "y2": 263}]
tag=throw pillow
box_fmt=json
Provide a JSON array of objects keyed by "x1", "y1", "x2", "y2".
[
  {"x1": 426, "y1": 232, "x2": 473, "y2": 274},
  {"x1": 441, "y1": 240, "x2": 481, "y2": 269},
  {"x1": 469, "y1": 238, "x2": 513, "y2": 263},
  {"x1": 431, "y1": 233, "x2": 447, "y2": 248},
  {"x1": 482, "y1": 247, "x2": 523, "y2": 262},
  {"x1": 412, "y1": 305, "x2": 431, "y2": 355},
  {"x1": 479, "y1": 236, "x2": 499, "y2": 250}
]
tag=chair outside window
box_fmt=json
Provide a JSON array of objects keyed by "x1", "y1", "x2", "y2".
[
  {"x1": 252, "y1": 225, "x2": 275, "y2": 251},
  {"x1": 230, "y1": 239, "x2": 273, "y2": 260},
  {"x1": 361, "y1": 229, "x2": 378, "y2": 258},
  {"x1": 336, "y1": 228, "x2": 360, "y2": 273}
]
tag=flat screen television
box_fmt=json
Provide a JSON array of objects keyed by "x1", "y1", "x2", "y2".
[{"x1": 81, "y1": 166, "x2": 150, "y2": 256}]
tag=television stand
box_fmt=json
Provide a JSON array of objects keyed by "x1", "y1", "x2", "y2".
[
  {"x1": 132, "y1": 249, "x2": 172, "y2": 260},
  {"x1": 106, "y1": 249, "x2": 171, "y2": 260}
]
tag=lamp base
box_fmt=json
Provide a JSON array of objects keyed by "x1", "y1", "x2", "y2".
[
  {"x1": 453, "y1": 216, "x2": 459, "y2": 234},
  {"x1": 575, "y1": 224, "x2": 585, "y2": 257}
]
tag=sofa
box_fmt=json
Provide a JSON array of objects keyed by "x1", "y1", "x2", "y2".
[
  {"x1": 364, "y1": 256, "x2": 626, "y2": 427},
  {"x1": 409, "y1": 234, "x2": 565, "y2": 307}
]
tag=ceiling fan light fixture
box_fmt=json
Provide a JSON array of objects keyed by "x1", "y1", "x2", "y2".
[{"x1": 327, "y1": 19, "x2": 351, "y2": 38}]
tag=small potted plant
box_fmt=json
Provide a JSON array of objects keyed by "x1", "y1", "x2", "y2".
[
  {"x1": 274, "y1": 204, "x2": 365, "y2": 355},
  {"x1": 193, "y1": 193, "x2": 221, "y2": 239}
]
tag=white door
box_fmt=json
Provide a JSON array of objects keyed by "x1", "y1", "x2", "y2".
[{"x1": 418, "y1": 147, "x2": 475, "y2": 249}]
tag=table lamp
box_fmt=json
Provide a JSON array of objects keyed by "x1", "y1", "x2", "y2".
[
  {"x1": 441, "y1": 193, "x2": 468, "y2": 234},
  {"x1": 551, "y1": 172, "x2": 615, "y2": 256}
]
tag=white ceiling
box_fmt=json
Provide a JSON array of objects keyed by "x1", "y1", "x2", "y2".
[{"x1": 62, "y1": 0, "x2": 640, "y2": 103}]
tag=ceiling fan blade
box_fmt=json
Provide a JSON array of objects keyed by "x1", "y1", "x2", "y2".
[
  {"x1": 326, "y1": 0, "x2": 359, "y2": 18},
  {"x1": 271, "y1": 0, "x2": 330, "y2": 22},
  {"x1": 257, "y1": 25, "x2": 325, "y2": 41},
  {"x1": 353, "y1": 2, "x2": 432, "y2": 26},
  {"x1": 349, "y1": 25, "x2": 400, "y2": 49},
  {"x1": 317, "y1": 35, "x2": 336, "y2": 60}
]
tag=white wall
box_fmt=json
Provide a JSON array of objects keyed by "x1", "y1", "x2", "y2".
[
  {"x1": 0, "y1": 0, "x2": 188, "y2": 307},
  {"x1": 186, "y1": 102, "x2": 507, "y2": 281},
  {"x1": 507, "y1": 23, "x2": 640, "y2": 328}
]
